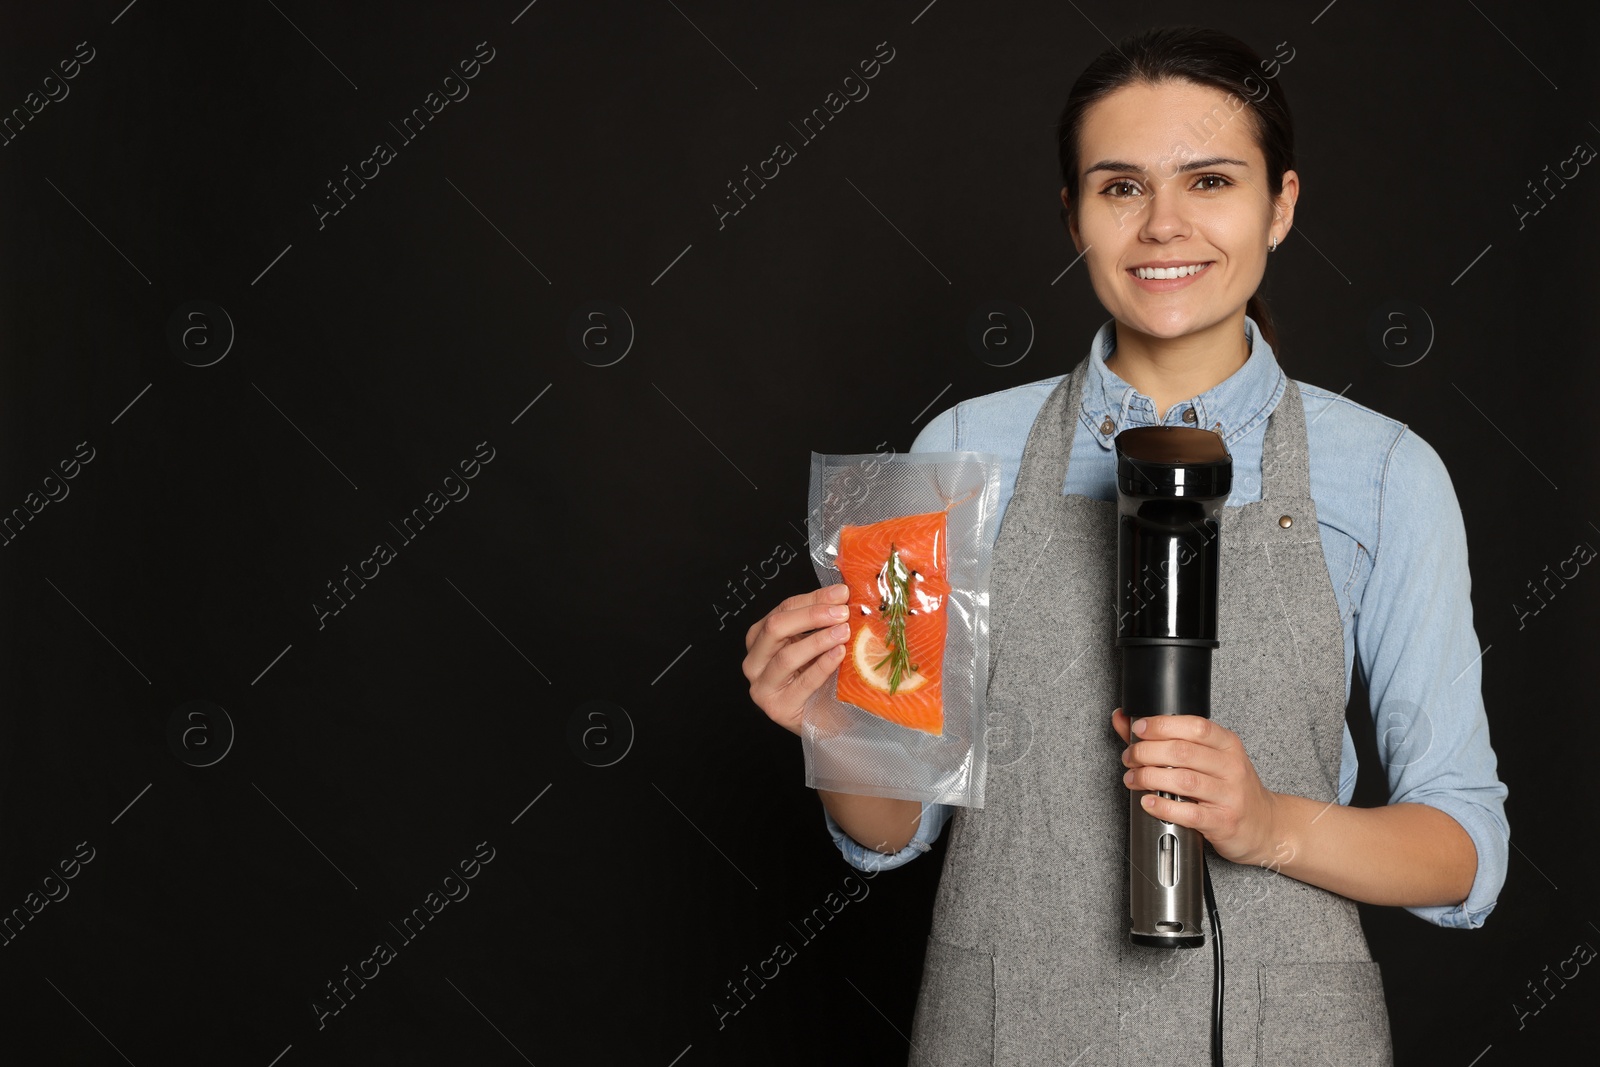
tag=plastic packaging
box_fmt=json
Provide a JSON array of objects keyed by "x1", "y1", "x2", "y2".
[{"x1": 802, "y1": 450, "x2": 1002, "y2": 808}]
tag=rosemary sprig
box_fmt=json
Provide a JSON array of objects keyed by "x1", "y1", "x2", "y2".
[{"x1": 873, "y1": 542, "x2": 921, "y2": 694}]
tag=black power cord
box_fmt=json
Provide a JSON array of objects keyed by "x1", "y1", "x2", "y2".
[{"x1": 1202, "y1": 856, "x2": 1224, "y2": 1066}]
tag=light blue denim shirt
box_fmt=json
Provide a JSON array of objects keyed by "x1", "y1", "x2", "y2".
[{"x1": 822, "y1": 315, "x2": 1510, "y2": 931}]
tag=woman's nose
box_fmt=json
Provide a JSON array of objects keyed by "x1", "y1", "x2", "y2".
[{"x1": 1139, "y1": 177, "x2": 1191, "y2": 240}]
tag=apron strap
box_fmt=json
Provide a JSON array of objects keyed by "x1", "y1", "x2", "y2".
[
  {"x1": 1009, "y1": 355, "x2": 1093, "y2": 509},
  {"x1": 1258, "y1": 377, "x2": 1311, "y2": 500}
]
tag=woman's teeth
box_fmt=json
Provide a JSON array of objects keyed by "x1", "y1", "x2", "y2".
[{"x1": 1133, "y1": 263, "x2": 1209, "y2": 280}]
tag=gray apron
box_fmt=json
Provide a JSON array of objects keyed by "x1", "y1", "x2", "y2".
[{"x1": 908, "y1": 358, "x2": 1393, "y2": 1065}]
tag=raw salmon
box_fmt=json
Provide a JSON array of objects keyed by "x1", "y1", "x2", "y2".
[{"x1": 835, "y1": 510, "x2": 953, "y2": 735}]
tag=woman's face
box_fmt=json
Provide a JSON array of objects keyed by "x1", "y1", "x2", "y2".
[{"x1": 1062, "y1": 79, "x2": 1297, "y2": 343}]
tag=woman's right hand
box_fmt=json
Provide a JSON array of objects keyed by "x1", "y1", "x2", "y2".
[{"x1": 743, "y1": 582, "x2": 852, "y2": 736}]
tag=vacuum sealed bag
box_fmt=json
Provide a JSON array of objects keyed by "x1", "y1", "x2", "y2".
[{"x1": 802, "y1": 450, "x2": 1002, "y2": 808}]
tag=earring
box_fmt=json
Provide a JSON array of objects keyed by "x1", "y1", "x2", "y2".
[{"x1": 1268, "y1": 236, "x2": 1279, "y2": 252}]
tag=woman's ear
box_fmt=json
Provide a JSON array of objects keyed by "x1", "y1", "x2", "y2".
[
  {"x1": 1271, "y1": 169, "x2": 1299, "y2": 243},
  {"x1": 1061, "y1": 185, "x2": 1082, "y2": 252}
]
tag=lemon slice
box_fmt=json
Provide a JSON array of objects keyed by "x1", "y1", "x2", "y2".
[{"x1": 851, "y1": 624, "x2": 928, "y2": 695}]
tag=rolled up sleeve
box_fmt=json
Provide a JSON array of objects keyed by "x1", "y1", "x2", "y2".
[
  {"x1": 823, "y1": 800, "x2": 952, "y2": 873},
  {"x1": 1355, "y1": 428, "x2": 1510, "y2": 930}
]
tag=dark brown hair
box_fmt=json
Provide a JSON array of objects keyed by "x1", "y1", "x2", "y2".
[{"x1": 1056, "y1": 26, "x2": 1295, "y2": 353}]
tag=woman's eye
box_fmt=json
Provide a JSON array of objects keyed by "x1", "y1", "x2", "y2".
[
  {"x1": 1195, "y1": 174, "x2": 1231, "y2": 190},
  {"x1": 1104, "y1": 180, "x2": 1141, "y2": 198}
]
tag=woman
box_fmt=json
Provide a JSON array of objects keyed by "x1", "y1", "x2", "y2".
[{"x1": 742, "y1": 26, "x2": 1508, "y2": 1065}]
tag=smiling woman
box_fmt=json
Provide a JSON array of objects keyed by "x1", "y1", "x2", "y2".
[
  {"x1": 741, "y1": 23, "x2": 1508, "y2": 1067},
  {"x1": 1062, "y1": 79, "x2": 1298, "y2": 422}
]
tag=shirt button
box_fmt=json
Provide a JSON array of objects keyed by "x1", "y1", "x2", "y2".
[
  {"x1": 1100, "y1": 417, "x2": 1115, "y2": 435},
  {"x1": 1182, "y1": 407, "x2": 1197, "y2": 423},
  {"x1": 1278, "y1": 515, "x2": 1294, "y2": 528}
]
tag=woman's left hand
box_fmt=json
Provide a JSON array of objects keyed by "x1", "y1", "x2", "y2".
[{"x1": 1112, "y1": 707, "x2": 1284, "y2": 868}]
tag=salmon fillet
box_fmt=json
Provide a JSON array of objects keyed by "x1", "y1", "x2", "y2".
[{"x1": 835, "y1": 511, "x2": 953, "y2": 735}]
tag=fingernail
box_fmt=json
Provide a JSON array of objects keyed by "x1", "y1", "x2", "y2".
[
  {"x1": 831, "y1": 623, "x2": 850, "y2": 639},
  {"x1": 830, "y1": 584, "x2": 850, "y2": 601},
  {"x1": 1132, "y1": 719, "x2": 1147, "y2": 735},
  {"x1": 1140, "y1": 794, "x2": 1155, "y2": 810},
  {"x1": 828, "y1": 605, "x2": 849, "y2": 620},
  {"x1": 1122, "y1": 770, "x2": 1133, "y2": 785}
]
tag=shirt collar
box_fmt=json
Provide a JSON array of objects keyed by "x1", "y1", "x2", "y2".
[{"x1": 1080, "y1": 314, "x2": 1287, "y2": 450}]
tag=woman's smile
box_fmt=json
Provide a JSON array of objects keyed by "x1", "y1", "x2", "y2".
[{"x1": 1127, "y1": 259, "x2": 1215, "y2": 291}]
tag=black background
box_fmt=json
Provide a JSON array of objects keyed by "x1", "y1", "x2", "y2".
[{"x1": 1, "y1": 1, "x2": 1595, "y2": 1064}]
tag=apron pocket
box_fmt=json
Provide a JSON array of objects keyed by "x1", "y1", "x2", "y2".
[
  {"x1": 909, "y1": 935, "x2": 995, "y2": 1066},
  {"x1": 1258, "y1": 960, "x2": 1392, "y2": 1066}
]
